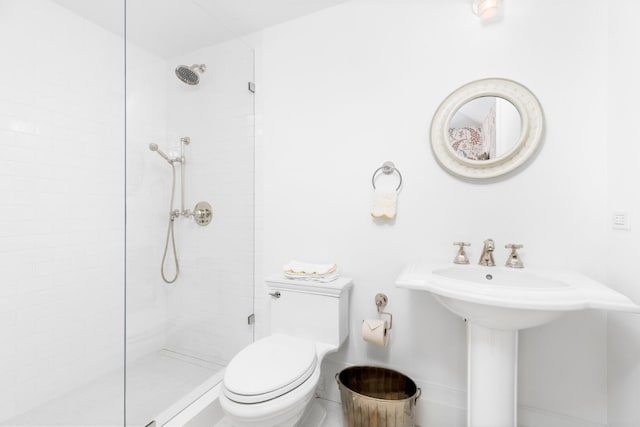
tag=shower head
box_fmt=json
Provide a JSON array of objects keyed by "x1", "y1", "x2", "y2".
[
  {"x1": 149, "y1": 143, "x2": 172, "y2": 164},
  {"x1": 175, "y1": 64, "x2": 206, "y2": 85}
]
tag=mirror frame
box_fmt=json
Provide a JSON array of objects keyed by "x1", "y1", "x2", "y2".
[{"x1": 430, "y1": 78, "x2": 544, "y2": 179}]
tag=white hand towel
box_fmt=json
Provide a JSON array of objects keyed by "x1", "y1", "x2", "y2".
[{"x1": 371, "y1": 189, "x2": 397, "y2": 219}]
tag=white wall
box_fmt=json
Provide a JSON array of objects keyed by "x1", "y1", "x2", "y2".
[
  {"x1": 0, "y1": 0, "x2": 125, "y2": 420},
  {"x1": 607, "y1": 1, "x2": 640, "y2": 426},
  {"x1": 255, "y1": 0, "x2": 609, "y2": 424}
]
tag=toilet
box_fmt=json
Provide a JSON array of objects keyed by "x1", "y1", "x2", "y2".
[{"x1": 220, "y1": 275, "x2": 353, "y2": 427}]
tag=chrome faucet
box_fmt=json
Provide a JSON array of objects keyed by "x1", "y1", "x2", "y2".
[
  {"x1": 453, "y1": 242, "x2": 470, "y2": 264},
  {"x1": 505, "y1": 244, "x2": 524, "y2": 268},
  {"x1": 478, "y1": 238, "x2": 495, "y2": 266}
]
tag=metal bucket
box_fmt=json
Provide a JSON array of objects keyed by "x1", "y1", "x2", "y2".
[{"x1": 336, "y1": 366, "x2": 421, "y2": 427}]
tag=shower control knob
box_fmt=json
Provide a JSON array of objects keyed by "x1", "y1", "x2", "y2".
[{"x1": 193, "y1": 201, "x2": 213, "y2": 226}]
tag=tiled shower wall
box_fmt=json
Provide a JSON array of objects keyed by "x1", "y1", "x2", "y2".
[
  {"x1": 0, "y1": 0, "x2": 125, "y2": 420},
  {"x1": 125, "y1": 35, "x2": 170, "y2": 364}
]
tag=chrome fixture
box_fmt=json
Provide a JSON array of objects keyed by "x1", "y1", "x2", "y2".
[
  {"x1": 375, "y1": 293, "x2": 393, "y2": 330},
  {"x1": 453, "y1": 242, "x2": 470, "y2": 264},
  {"x1": 193, "y1": 201, "x2": 213, "y2": 226},
  {"x1": 478, "y1": 238, "x2": 496, "y2": 266},
  {"x1": 148, "y1": 143, "x2": 173, "y2": 164},
  {"x1": 178, "y1": 137, "x2": 189, "y2": 217},
  {"x1": 505, "y1": 244, "x2": 524, "y2": 268},
  {"x1": 149, "y1": 142, "x2": 181, "y2": 283},
  {"x1": 175, "y1": 64, "x2": 206, "y2": 85},
  {"x1": 149, "y1": 137, "x2": 213, "y2": 284},
  {"x1": 371, "y1": 161, "x2": 403, "y2": 192}
]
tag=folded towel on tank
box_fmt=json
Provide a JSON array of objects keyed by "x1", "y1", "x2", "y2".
[{"x1": 282, "y1": 260, "x2": 339, "y2": 282}]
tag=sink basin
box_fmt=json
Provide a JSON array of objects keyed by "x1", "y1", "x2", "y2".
[
  {"x1": 396, "y1": 263, "x2": 640, "y2": 330},
  {"x1": 396, "y1": 262, "x2": 639, "y2": 427}
]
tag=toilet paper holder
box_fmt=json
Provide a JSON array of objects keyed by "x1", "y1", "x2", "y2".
[{"x1": 375, "y1": 293, "x2": 393, "y2": 330}]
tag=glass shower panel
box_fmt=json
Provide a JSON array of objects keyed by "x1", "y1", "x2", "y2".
[
  {"x1": 125, "y1": 0, "x2": 255, "y2": 424},
  {"x1": 0, "y1": 0, "x2": 126, "y2": 425}
]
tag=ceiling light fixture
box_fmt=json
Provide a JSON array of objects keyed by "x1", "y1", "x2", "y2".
[{"x1": 473, "y1": 0, "x2": 501, "y2": 19}]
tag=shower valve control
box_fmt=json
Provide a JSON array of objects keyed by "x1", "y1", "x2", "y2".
[{"x1": 193, "y1": 201, "x2": 213, "y2": 226}]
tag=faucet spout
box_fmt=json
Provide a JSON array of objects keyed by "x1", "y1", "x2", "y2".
[{"x1": 478, "y1": 238, "x2": 496, "y2": 266}]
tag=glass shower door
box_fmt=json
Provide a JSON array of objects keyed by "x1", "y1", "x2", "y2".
[
  {"x1": 0, "y1": 0, "x2": 126, "y2": 425},
  {"x1": 124, "y1": 0, "x2": 255, "y2": 424}
]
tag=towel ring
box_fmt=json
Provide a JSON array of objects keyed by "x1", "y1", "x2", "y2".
[{"x1": 372, "y1": 161, "x2": 402, "y2": 191}]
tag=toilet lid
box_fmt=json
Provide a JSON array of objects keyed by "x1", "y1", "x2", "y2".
[{"x1": 223, "y1": 334, "x2": 318, "y2": 404}]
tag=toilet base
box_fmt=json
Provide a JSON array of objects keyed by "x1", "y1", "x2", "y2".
[{"x1": 296, "y1": 400, "x2": 327, "y2": 427}]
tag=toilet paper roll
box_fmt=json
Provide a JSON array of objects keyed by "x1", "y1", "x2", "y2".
[{"x1": 362, "y1": 318, "x2": 389, "y2": 347}]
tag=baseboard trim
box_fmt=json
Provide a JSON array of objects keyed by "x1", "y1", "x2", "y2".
[{"x1": 518, "y1": 405, "x2": 607, "y2": 427}]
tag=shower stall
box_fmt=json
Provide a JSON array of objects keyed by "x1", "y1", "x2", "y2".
[{"x1": 0, "y1": 0, "x2": 255, "y2": 425}]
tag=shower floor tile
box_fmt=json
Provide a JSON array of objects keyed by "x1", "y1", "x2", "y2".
[{"x1": 4, "y1": 350, "x2": 223, "y2": 427}]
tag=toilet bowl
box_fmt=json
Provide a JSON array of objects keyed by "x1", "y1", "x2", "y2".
[{"x1": 220, "y1": 275, "x2": 353, "y2": 427}]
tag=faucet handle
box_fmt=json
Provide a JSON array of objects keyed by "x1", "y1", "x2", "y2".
[
  {"x1": 505, "y1": 244, "x2": 524, "y2": 268},
  {"x1": 453, "y1": 242, "x2": 470, "y2": 265}
]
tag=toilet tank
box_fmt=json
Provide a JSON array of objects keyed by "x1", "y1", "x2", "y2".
[{"x1": 266, "y1": 275, "x2": 353, "y2": 347}]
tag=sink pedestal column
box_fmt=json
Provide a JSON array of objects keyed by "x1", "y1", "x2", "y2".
[{"x1": 467, "y1": 323, "x2": 518, "y2": 427}]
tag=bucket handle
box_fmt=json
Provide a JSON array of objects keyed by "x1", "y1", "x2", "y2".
[{"x1": 335, "y1": 373, "x2": 340, "y2": 384}]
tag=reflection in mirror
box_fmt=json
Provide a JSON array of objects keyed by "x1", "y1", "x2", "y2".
[{"x1": 448, "y1": 97, "x2": 521, "y2": 161}]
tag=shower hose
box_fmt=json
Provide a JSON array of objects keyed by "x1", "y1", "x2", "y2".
[{"x1": 160, "y1": 162, "x2": 179, "y2": 284}]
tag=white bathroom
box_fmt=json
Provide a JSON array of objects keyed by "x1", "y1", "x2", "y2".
[{"x1": 1, "y1": 0, "x2": 640, "y2": 426}]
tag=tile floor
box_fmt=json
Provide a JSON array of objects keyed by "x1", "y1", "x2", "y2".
[
  {"x1": 213, "y1": 398, "x2": 342, "y2": 427},
  {"x1": 3, "y1": 351, "x2": 222, "y2": 427},
  {"x1": 4, "y1": 357, "x2": 464, "y2": 427}
]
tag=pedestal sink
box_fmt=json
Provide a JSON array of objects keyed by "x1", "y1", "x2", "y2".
[{"x1": 396, "y1": 263, "x2": 640, "y2": 427}]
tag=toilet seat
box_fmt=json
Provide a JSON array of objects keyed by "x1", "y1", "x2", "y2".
[{"x1": 223, "y1": 334, "x2": 318, "y2": 404}]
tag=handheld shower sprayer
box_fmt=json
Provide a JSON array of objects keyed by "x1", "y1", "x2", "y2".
[
  {"x1": 149, "y1": 143, "x2": 172, "y2": 164},
  {"x1": 148, "y1": 137, "x2": 213, "y2": 285}
]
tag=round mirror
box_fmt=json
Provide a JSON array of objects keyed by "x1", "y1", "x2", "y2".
[{"x1": 431, "y1": 78, "x2": 544, "y2": 179}]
